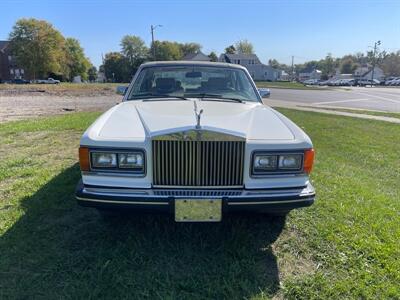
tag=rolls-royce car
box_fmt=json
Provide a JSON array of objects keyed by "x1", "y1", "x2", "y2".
[{"x1": 76, "y1": 61, "x2": 315, "y2": 222}]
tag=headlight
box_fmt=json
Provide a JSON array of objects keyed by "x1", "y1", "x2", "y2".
[
  {"x1": 118, "y1": 152, "x2": 144, "y2": 169},
  {"x1": 91, "y1": 152, "x2": 117, "y2": 168},
  {"x1": 89, "y1": 149, "x2": 145, "y2": 174},
  {"x1": 251, "y1": 152, "x2": 304, "y2": 175},
  {"x1": 253, "y1": 154, "x2": 278, "y2": 172},
  {"x1": 278, "y1": 154, "x2": 302, "y2": 170}
]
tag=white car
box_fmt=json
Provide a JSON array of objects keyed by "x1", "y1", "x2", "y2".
[
  {"x1": 76, "y1": 61, "x2": 315, "y2": 221},
  {"x1": 37, "y1": 77, "x2": 60, "y2": 84}
]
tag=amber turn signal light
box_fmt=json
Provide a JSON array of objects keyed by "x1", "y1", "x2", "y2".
[
  {"x1": 304, "y1": 148, "x2": 315, "y2": 174},
  {"x1": 79, "y1": 147, "x2": 90, "y2": 171}
]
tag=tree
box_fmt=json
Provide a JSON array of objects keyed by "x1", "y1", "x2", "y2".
[
  {"x1": 120, "y1": 35, "x2": 148, "y2": 68},
  {"x1": 208, "y1": 51, "x2": 218, "y2": 62},
  {"x1": 380, "y1": 51, "x2": 400, "y2": 76},
  {"x1": 180, "y1": 42, "x2": 201, "y2": 56},
  {"x1": 88, "y1": 65, "x2": 97, "y2": 82},
  {"x1": 150, "y1": 41, "x2": 183, "y2": 60},
  {"x1": 9, "y1": 18, "x2": 66, "y2": 79},
  {"x1": 65, "y1": 38, "x2": 91, "y2": 81},
  {"x1": 235, "y1": 39, "x2": 254, "y2": 54},
  {"x1": 224, "y1": 45, "x2": 236, "y2": 54},
  {"x1": 103, "y1": 52, "x2": 130, "y2": 82}
]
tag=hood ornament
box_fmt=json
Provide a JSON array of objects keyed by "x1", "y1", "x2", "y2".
[{"x1": 194, "y1": 101, "x2": 204, "y2": 129}]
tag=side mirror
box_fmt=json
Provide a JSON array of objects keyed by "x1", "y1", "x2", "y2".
[
  {"x1": 116, "y1": 86, "x2": 128, "y2": 95},
  {"x1": 258, "y1": 88, "x2": 270, "y2": 98}
]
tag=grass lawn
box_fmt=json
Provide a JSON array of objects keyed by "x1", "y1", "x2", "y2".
[
  {"x1": 305, "y1": 107, "x2": 400, "y2": 119},
  {"x1": 255, "y1": 81, "x2": 324, "y2": 90},
  {"x1": 0, "y1": 110, "x2": 399, "y2": 299}
]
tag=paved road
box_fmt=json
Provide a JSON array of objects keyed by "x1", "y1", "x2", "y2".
[{"x1": 269, "y1": 87, "x2": 400, "y2": 112}]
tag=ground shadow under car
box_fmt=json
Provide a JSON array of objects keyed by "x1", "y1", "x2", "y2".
[{"x1": 0, "y1": 164, "x2": 286, "y2": 299}]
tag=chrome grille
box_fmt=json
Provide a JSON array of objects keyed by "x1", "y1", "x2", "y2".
[{"x1": 152, "y1": 140, "x2": 245, "y2": 187}]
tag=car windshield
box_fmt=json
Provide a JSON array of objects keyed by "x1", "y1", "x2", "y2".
[{"x1": 127, "y1": 65, "x2": 260, "y2": 102}]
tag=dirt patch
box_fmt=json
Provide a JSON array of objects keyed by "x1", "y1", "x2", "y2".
[{"x1": 0, "y1": 94, "x2": 120, "y2": 123}]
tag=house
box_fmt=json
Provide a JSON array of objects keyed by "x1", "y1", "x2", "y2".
[
  {"x1": 182, "y1": 51, "x2": 211, "y2": 62},
  {"x1": 218, "y1": 53, "x2": 280, "y2": 81},
  {"x1": 298, "y1": 69, "x2": 322, "y2": 82},
  {"x1": 278, "y1": 70, "x2": 290, "y2": 81},
  {"x1": 354, "y1": 65, "x2": 384, "y2": 80},
  {"x1": 0, "y1": 40, "x2": 28, "y2": 82}
]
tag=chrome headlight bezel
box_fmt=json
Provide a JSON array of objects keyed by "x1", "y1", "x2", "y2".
[
  {"x1": 89, "y1": 148, "x2": 146, "y2": 175},
  {"x1": 251, "y1": 151, "x2": 304, "y2": 176}
]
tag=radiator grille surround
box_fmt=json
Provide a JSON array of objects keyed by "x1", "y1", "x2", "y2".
[{"x1": 152, "y1": 138, "x2": 245, "y2": 188}]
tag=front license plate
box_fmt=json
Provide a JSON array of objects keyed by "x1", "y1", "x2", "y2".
[{"x1": 175, "y1": 199, "x2": 222, "y2": 222}]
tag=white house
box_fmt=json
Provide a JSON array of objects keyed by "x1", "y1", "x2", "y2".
[
  {"x1": 218, "y1": 53, "x2": 280, "y2": 81},
  {"x1": 354, "y1": 65, "x2": 384, "y2": 80},
  {"x1": 298, "y1": 69, "x2": 322, "y2": 82}
]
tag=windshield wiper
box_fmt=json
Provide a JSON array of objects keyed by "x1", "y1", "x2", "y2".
[
  {"x1": 185, "y1": 93, "x2": 244, "y2": 103},
  {"x1": 130, "y1": 93, "x2": 189, "y2": 101}
]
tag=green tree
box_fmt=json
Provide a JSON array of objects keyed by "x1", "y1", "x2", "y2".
[
  {"x1": 88, "y1": 65, "x2": 97, "y2": 82},
  {"x1": 103, "y1": 52, "x2": 130, "y2": 82},
  {"x1": 224, "y1": 45, "x2": 236, "y2": 54},
  {"x1": 180, "y1": 43, "x2": 202, "y2": 56},
  {"x1": 208, "y1": 51, "x2": 218, "y2": 62},
  {"x1": 150, "y1": 41, "x2": 183, "y2": 60},
  {"x1": 340, "y1": 57, "x2": 357, "y2": 74},
  {"x1": 9, "y1": 18, "x2": 66, "y2": 79},
  {"x1": 380, "y1": 51, "x2": 400, "y2": 76},
  {"x1": 120, "y1": 35, "x2": 148, "y2": 68},
  {"x1": 235, "y1": 39, "x2": 254, "y2": 54},
  {"x1": 65, "y1": 38, "x2": 91, "y2": 81}
]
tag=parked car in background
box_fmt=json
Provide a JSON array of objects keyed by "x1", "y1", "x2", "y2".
[
  {"x1": 76, "y1": 61, "x2": 315, "y2": 221},
  {"x1": 303, "y1": 79, "x2": 320, "y2": 85},
  {"x1": 357, "y1": 79, "x2": 380, "y2": 86},
  {"x1": 10, "y1": 78, "x2": 30, "y2": 84},
  {"x1": 36, "y1": 78, "x2": 60, "y2": 84}
]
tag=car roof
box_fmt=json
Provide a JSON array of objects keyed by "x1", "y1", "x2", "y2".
[{"x1": 140, "y1": 60, "x2": 248, "y2": 71}]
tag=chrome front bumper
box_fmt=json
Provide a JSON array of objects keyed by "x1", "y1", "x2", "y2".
[{"x1": 75, "y1": 180, "x2": 315, "y2": 213}]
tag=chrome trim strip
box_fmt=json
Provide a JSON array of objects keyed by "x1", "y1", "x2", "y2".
[
  {"x1": 76, "y1": 197, "x2": 168, "y2": 205},
  {"x1": 152, "y1": 129, "x2": 245, "y2": 141},
  {"x1": 228, "y1": 198, "x2": 314, "y2": 205}
]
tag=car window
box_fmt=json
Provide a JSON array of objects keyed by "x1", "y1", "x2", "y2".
[{"x1": 128, "y1": 66, "x2": 260, "y2": 102}]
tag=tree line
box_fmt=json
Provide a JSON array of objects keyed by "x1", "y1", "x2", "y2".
[
  {"x1": 9, "y1": 18, "x2": 96, "y2": 81},
  {"x1": 101, "y1": 38, "x2": 254, "y2": 82}
]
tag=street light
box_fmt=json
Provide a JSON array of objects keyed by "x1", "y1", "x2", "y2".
[
  {"x1": 151, "y1": 24, "x2": 163, "y2": 60},
  {"x1": 371, "y1": 40, "x2": 381, "y2": 86}
]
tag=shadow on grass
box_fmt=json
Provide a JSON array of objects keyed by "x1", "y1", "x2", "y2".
[{"x1": 0, "y1": 164, "x2": 285, "y2": 299}]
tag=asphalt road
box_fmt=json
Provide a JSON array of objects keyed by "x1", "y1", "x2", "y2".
[{"x1": 269, "y1": 87, "x2": 400, "y2": 112}]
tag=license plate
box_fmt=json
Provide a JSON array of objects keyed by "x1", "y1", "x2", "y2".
[{"x1": 175, "y1": 199, "x2": 222, "y2": 222}]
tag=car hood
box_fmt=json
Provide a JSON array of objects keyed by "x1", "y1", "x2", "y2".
[{"x1": 86, "y1": 100, "x2": 297, "y2": 142}]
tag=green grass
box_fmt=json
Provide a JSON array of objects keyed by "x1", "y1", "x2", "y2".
[
  {"x1": 255, "y1": 81, "x2": 324, "y2": 90},
  {"x1": 0, "y1": 111, "x2": 399, "y2": 299},
  {"x1": 305, "y1": 107, "x2": 400, "y2": 119}
]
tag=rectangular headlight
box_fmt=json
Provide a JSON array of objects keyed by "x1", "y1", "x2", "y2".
[
  {"x1": 278, "y1": 154, "x2": 303, "y2": 170},
  {"x1": 252, "y1": 152, "x2": 304, "y2": 175},
  {"x1": 253, "y1": 154, "x2": 278, "y2": 172},
  {"x1": 91, "y1": 152, "x2": 117, "y2": 168},
  {"x1": 118, "y1": 152, "x2": 144, "y2": 169}
]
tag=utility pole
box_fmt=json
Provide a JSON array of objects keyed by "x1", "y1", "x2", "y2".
[
  {"x1": 151, "y1": 24, "x2": 162, "y2": 60},
  {"x1": 371, "y1": 40, "x2": 381, "y2": 86},
  {"x1": 291, "y1": 56, "x2": 294, "y2": 81}
]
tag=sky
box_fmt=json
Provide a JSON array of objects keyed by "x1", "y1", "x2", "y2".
[{"x1": 1, "y1": 0, "x2": 400, "y2": 68}]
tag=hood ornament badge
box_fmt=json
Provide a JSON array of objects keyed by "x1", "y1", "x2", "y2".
[{"x1": 194, "y1": 101, "x2": 204, "y2": 129}]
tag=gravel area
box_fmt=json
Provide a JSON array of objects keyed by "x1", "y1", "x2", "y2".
[{"x1": 0, "y1": 94, "x2": 120, "y2": 123}]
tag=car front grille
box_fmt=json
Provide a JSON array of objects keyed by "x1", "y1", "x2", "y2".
[{"x1": 152, "y1": 140, "x2": 245, "y2": 187}]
